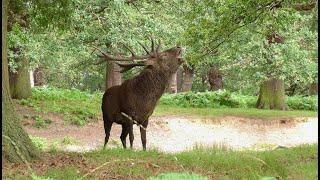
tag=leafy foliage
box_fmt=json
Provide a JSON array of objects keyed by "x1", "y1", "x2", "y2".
[
  {"x1": 8, "y1": 0, "x2": 318, "y2": 99},
  {"x1": 160, "y1": 90, "x2": 317, "y2": 111}
]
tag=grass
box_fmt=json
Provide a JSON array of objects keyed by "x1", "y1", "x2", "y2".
[
  {"x1": 20, "y1": 87, "x2": 101, "y2": 126},
  {"x1": 154, "y1": 105, "x2": 317, "y2": 119},
  {"x1": 3, "y1": 144, "x2": 317, "y2": 179}
]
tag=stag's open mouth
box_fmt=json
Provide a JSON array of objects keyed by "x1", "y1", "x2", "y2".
[{"x1": 176, "y1": 47, "x2": 182, "y2": 58}]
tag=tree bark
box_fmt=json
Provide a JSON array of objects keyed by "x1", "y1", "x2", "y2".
[
  {"x1": 309, "y1": 83, "x2": 318, "y2": 95},
  {"x1": 256, "y1": 78, "x2": 287, "y2": 110},
  {"x1": 2, "y1": 0, "x2": 39, "y2": 163},
  {"x1": 106, "y1": 61, "x2": 122, "y2": 90},
  {"x1": 208, "y1": 66, "x2": 223, "y2": 91},
  {"x1": 33, "y1": 67, "x2": 45, "y2": 86},
  {"x1": 167, "y1": 71, "x2": 178, "y2": 93},
  {"x1": 9, "y1": 56, "x2": 32, "y2": 99},
  {"x1": 176, "y1": 67, "x2": 183, "y2": 92},
  {"x1": 181, "y1": 66, "x2": 194, "y2": 92},
  {"x1": 29, "y1": 70, "x2": 34, "y2": 88}
]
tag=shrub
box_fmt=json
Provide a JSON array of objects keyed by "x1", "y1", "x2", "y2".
[
  {"x1": 286, "y1": 95, "x2": 318, "y2": 111},
  {"x1": 160, "y1": 90, "x2": 317, "y2": 111}
]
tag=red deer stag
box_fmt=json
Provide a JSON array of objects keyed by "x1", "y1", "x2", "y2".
[{"x1": 94, "y1": 38, "x2": 184, "y2": 150}]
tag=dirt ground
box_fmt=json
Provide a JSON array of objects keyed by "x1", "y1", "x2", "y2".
[{"x1": 16, "y1": 104, "x2": 318, "y2": 153}]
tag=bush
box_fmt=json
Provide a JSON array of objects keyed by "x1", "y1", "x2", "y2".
[
  {"x1": 160, "y1": 90, "x2": 256, "y2": 108},
  {"x1": 286, "y1": 95, "x2": 318, "y2": 111},
  {"x1": 159, "y1": 90, "x2": 318, "y2": 111}
]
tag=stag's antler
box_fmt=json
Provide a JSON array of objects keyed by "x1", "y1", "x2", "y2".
[
  {"x1": 93, "y1": 37, "x2": 161, "y2": 62},
  {"x1": 92, "y1": 37, "x2": 162, "y2": 72}
]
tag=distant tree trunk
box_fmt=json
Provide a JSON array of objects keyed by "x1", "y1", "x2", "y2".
[
  {"x1": 257, "y1": 32, "x2": 287, "y2": 110},
  {"x1": 33, "y1": 67, "x2": 45, "y2": 86},
  {"x1": 309, "y1": 83, "x2": 318, "y2": 95},
  {"x1": 106, "y1": 61, "x2": 122, "y2": 90},
  {"x1": 256, "y1": 78, "x2": 287, "y2": 110},
  {"x1": 167, "y1": 72, "x2": 178, "y2": 93},
  {"x1": 208, "y1": 66, "x2": 223, "y2": 91},
  {"x1": 9, "y1": 56, "x2": 32, "y2": 99},
  {"x1": 2, "y1": 0, "x2": 39, "y2": 163},
  {"x1": 29, "y1": 70, "x2": 34, "y2": 88},
  {"x1": 181, "y1": 66, "x2": 194, "y2": 92},
  {"x1": 176, "y1": 67, "x2": 183, "y2": 92}
]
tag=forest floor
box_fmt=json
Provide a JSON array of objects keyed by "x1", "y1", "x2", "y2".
[
  {"x1": 3, "y1": 102, "x2": 318, "y2": 179},
  {"x1": 16, "y1": 103, "x2": 318, "y2": 153}
]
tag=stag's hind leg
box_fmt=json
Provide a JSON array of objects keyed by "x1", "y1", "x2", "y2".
[
  {"x1": 140, "y1": 120, "x2": 149, "y2": 151},
  {"x1": 120, "y1": 124, "x2": 129, "y2": 149},
  {"x1": 103, "y1": 114, "x2": 113, "y2": 149},
  {"x1": 129, "y1": 123, "x2": 134, "y2": 149}
]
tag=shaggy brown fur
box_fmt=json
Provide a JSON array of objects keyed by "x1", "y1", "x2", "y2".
[{"x1": 102, "y1": 46, "x2": 184, "y2": 150}]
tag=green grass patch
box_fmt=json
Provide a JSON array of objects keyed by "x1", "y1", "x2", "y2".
[
  {"x1": 61, "y1": 136, "x2": 78, "y2": 145},
  {"x1": 29, "y1": 136, "x2": 48, "y2": 151},
  {"x1": 44, "y1": 167, "x2": 80, "y2": 180},
  {"x1": 32, "y1": 115, "x2": 52, "y2": 128},
  {"x1": 85, "y1": 144, "x2": 318, "y2": 179},
  {"x1": 148, "y1": 172, "x2": 208, "y2": 179},
  {"x1": 4, "y1": 145, "x2": 317, "y2": 179},
  {"x1": 20, "y1": 87, "x2": 102, "y2": 126},
  {"x1": 154, "y1": 105, "x2": 317, "y2": 119}
]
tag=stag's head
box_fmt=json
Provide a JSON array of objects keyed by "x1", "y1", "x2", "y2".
[
  {"x1": 151, "y1": 45, "x2": 184, "y2": 74},
  {"x1": 93, "y1": 37, "x2": 184, "y2": 75}
]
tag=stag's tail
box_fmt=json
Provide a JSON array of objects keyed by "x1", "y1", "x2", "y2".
[
  {"x1": 102, "y1": 112, "x2": 112, "y2": 149},
  {"x1": 102, "y1": 91, "x2": 113, "y2": 149}
]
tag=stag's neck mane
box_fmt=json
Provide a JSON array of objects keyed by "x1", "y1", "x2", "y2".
[{"x1": 128, "y1": 67, "x2": 172, "y2": 99}]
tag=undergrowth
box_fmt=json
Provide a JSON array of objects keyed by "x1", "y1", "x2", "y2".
[
  {"x1": 160, "y1": 90, "x2": 318, "y2": 111},
  {"x1": 17, "y1": 87, "x2": 317, "y2": 126},
  {"x1": 20, "y1": 87, "x2": 102, "y2": 126}
]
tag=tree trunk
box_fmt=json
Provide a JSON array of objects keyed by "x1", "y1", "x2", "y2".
[
  {"x1": 2, "y1": 0, "x2": 39, "y2": 163},
  {"x1": 106, "y1": 61, "x2": 122, "y2": 90},
  {"x1": 256, "y1": 78, "x2": 287, "y2": 110},
  {"x1": 176, "y1": 67, "x2": 183, "y2": 92},
  {"x1": 9, "y1": 56, "x2": 32, "y2": 99},
  {"x1": 309, "y1": 83, "x2": 318, "y2": 95},
  {"x1": 167, "y1": 71, "x2": 178, "y2": 93},
  {"x1": 181, "y1": 66, "x2": 194, "y2": 92},
  {"x1": 29, "y1": 70, "x2": 34, "y2": 88},
  {"x1": 33, "y1": 67, "x2": 45, "y2": 86},
  {"x1": 208, "y1": 66, "x2": 223, "y2": 91}
]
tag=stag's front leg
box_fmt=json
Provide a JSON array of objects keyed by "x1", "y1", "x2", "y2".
[
  {"x1": 120, "y1": 124, "x2": 129, "y2": 149},
  {"x1": 140, "y1": 120, "x2": 149, "y2": 151}
]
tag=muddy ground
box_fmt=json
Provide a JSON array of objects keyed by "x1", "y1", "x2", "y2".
[{"x1": 16, "y1": 104, "x2": 318, "y2": 153}]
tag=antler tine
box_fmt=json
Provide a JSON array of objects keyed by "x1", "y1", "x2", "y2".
[
  {"x1": 120, "y1": 43, "x2": 136, "y2": 57},
  {"x1": 156, "y1": 39, "x2": 161, "y2": 53},
  {"x1": 115, "y1": 62, "x2": 146, "y2": 73},
  {"x1": 138, "y1": 41, "x2": 150, "y2": 55},
  {"x1": 91, "y1": 45, "x2": 149, "y2": 62},
  {"x1": 150, "y1": 35, "x2": 155, "y2": 53}
]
